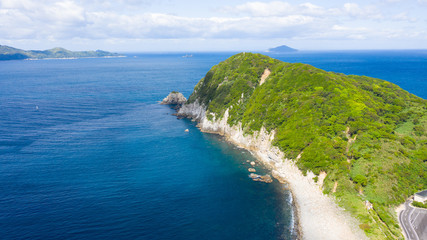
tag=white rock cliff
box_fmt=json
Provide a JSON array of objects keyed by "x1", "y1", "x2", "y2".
[{"x1": 177, "y1": 101, "x2": 367, "y2": 240}]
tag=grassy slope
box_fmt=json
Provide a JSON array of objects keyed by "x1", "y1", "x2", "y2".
[{"x1": 188, "y1": 53, "x2": 427, "y2": 239}]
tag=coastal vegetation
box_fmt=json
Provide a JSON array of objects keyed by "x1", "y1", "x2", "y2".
[
  {"x1": 412, "y1": 201, "x2": 427, "y2": 209},
  {"x1": 0, "y1": 45, "x2": 120, "y2": 60},
  {"x1": 187, "y1": 52, "x2": 427, "y2": 239}
]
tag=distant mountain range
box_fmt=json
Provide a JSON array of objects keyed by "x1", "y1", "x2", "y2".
[
  {"x1": 267, "y1": 45, "x2": 298, "y2": 53},
  {"x1": 0, "y1": 45, "x2": 122, "y2": 60}
]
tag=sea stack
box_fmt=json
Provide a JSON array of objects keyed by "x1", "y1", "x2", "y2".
[{"x1": 161, "y1": 91, "x2": 187, "y2": 105}]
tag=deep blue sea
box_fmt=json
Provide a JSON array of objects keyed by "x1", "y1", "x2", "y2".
[{"x1": 0, "y1": 50, "x2": 426, "y2": 240}]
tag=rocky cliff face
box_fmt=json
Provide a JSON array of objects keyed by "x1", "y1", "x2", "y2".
[
  {"x1": 178, "y1": 101, "x2": 278, "y2": 158},
  {"x1": 177, "y1": 100, "x2": 367, "y2": 240},
  {"x1": 161, "y1": 91, "x2": 187, "y2": 105}
]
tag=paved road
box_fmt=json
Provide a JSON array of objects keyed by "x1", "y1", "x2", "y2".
[{"x1": 399, "y1": 201, "x2": 427, "y2": 240}]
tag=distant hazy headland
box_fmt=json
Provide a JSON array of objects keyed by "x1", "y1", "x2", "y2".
[{"x1": 0, "y1": 45, "x2": 122, "y2": 60}]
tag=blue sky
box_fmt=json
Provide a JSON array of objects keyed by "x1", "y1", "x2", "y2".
[{"x1": 1, "y1": 0, "x2": 426, "y2": 52}]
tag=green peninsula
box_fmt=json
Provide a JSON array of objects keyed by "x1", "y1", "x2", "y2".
[
  {"x1": 184, "y1": 53, "x2": 426, "y2": 239},
  {"x1": 0, "y1": 45, "x2": 122, "y2": 60}
]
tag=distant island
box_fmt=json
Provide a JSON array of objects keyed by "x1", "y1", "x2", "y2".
[
  {"x1": 267, "y1": 45, "x2": 298, "y2": 53},
  {"x1": 0, "y1": 45, "x2": 122, "y2": 60}
]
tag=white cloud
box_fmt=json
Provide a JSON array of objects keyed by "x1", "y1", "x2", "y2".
[
  {"x1": 0, "y1": 1, "x2": 319, "y2": 40},
  {"x1": 83, "y1": 13, "x2": 316, "y2": 39},
  {"x1": 0, "y1": 0, "x2": 37, "y2": 9},
  {"x1": 299, "y1": 3, "x2": 325, "y2": 16},
  {"x1": 221, "y1": 1, "x2": 330, "y2": 17},
  {"x1": 222, "y1": 2, "x2": 384, "y2": 20},
  {"x1": 0, "y1": 0, "x2": 426, "y2": 50},
  {"x1": 392, "y1": 12, "x2": 417, "y2": 22},
  {"x1": 341, "y1": 3, "x2": 383, "y2": 19},
  {"x1": 222, "y1": 1, "x2": 294, "y2": 17},
  {"x1": 0, "y1": 0, "x2": 88, "y2": 39},
  {"x1": 330, "y1": 25, "x2": 371, "y2": 40}
]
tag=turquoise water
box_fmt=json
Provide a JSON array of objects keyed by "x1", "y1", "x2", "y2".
[{"x1": 0, "y1": 51, "x2": 426, "y2": 240}]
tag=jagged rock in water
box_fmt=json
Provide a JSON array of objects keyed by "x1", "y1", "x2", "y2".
[
  {"x1": 249, "y1": 173, "x2": 273, "y2": 183},
  {"x1": 248, "y1": 168, "x2": 256, "y2": 172},
  {"x1": 161, "y1": 91, "x2": 187, "y2": 105}
]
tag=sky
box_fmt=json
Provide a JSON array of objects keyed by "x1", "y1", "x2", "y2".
[{"x1": 1, "y1": 0, "x2": 427, "y2": 52}]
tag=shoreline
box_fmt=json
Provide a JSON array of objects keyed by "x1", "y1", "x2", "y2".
[
  {"x1": 25, "y1": 55, "x2": 126, "y2": 61},
  {"x1": 178, "y1": 102, "x2": 368, "y2": 240},
  {"x1": 202, "y1": 127, "x2": 301, "y2": 239},
  {"x1": 251, "y1": 150, "x2": 302, "y2": 240}
]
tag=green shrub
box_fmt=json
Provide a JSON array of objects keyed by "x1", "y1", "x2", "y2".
[
  {"x1": 412, "y1": 201, "x2": 427, "y2": 209},
  {"x1": 353, "y1": 174, "x2": 368, "y2": 187}
]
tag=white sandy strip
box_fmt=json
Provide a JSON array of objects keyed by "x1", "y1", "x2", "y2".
[
  {"x1": 263, "y1": 154, "x2": 367, "y2": 240},
  {"x1": 178, "y1": 103, "x2": 368, "y2": 240},
  {"x1": 225, "y1": 127, "x2": 367, "y2": 240}
]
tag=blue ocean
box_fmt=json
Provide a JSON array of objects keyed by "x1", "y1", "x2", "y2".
[{"x1": 0, "y1": 51, "x2": 426, "y2": 240}]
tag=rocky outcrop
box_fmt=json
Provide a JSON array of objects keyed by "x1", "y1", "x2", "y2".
[
  {"x1": 177, "y1": 101, "x2": 205, "y2": 120},
  {"x1": 161, "y1": 91, "x2": 187, "y2": 105},
  {"x1": 249, "y1": 173, "x2": 273, "y2": 183}
]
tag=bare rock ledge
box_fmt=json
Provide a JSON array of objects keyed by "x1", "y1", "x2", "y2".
[{"x1": 161, "y1": 91, "x2": 187, "y2": 105}]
